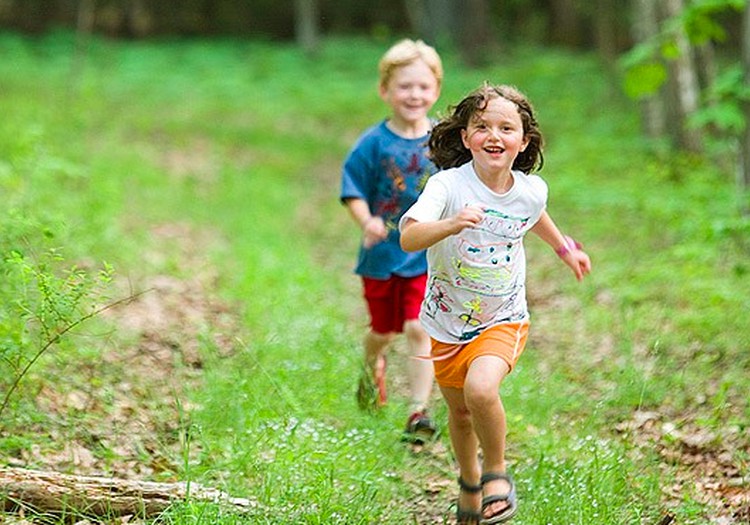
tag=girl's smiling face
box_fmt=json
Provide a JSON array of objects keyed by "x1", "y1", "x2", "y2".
[{"x1": 461, "y1": 96, "x2": 529, "y2": 179}]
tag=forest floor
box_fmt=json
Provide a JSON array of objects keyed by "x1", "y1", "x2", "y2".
[{"x1": 7, "y1": 220, "x2": 746, "y2": 524}]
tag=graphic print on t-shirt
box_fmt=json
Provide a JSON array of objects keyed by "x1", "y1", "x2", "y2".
[
  {"x1": 424, "y1": 205, "x2": 532, "y2": 340},
  {"x1": 376, "y1": 154, "x2": 432, "y2": 233}
]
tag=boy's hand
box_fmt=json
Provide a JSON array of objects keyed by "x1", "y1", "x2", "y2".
[{"x1": 362, "y1": 216, "x2": 388, "y2": 248}]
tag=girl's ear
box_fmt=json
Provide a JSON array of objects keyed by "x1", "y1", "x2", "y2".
[
  {"x1": 461, "y1": 128, "x2": 470, "y2": 149},
  {"x1": 519, "y1": 135, "x2": 530, "y2": 152}
]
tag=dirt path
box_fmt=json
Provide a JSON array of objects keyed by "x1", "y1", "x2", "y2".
[{"x1": 6, "y1": 213, "x2": 747, "y2": 524}]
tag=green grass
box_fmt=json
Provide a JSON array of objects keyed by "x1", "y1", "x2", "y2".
[{"x1": 0, "y1": 32, "x2": 748, "y2": 524}]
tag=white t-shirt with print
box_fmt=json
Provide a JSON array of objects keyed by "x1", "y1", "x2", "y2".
[{"x1": 400, "y1": 161, "x2": 548, "y2": 344}]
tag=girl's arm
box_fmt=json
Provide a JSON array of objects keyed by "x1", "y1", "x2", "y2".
[
  {"x1": 400, "y1": 206, "x2": 485, "y2": 252},
  {"x1": 530, "y1": 211, "x2": 592, "y2": 281}
]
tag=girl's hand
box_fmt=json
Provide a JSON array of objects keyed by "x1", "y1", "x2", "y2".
[
  {"x1": 362, "y1": 216, "x2": 388, "y2": 248},
  {"x1": 562, "y1": 249, "x2": 592, "y2": 281},
  {"x1": 451, "y1": 205, "x2": 485, "y2": 234}
]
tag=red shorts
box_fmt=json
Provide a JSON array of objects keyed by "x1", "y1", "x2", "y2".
[{"x1": 362, "y1": 274, "x2": 427, "y2": 334}]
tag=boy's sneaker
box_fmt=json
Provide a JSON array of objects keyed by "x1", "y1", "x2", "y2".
[
  {"x1": 403, "y1": 410, "x2": 438, "y2": 444},
  {"x1": 356, "y1": 356, "x2": 387, "y2": 410}
]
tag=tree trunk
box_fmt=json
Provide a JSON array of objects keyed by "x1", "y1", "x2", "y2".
[
  {"x1": 694, "y1": 41, "x2": 717, "y2": 92},
  {"x1": 294, "y1": 0, "x2": 319, "y2": 56},
  {"x1": 404, "y1": 0, "x2": 429, "y2": 41},
  {"x1": 124, "y1": 0, "x2": 153, "y2": 38},
  {"x1": 0, "y1": 467, "x2": 255, "y2": 518},
  {"x1": 662, "y1": 0, "x2": 703, "y2": 152},
  {"x1": 69, "y1": 0, "x2": 95, "y2": 92},
  {"x1": 631, "y1": 0, "x2": 666, "y2": 138},
  {"x1": 594, "y1": 0, "x2": 618, "y2": 62},
  {"x1": 549, "y1": 0, "x2": 582, "y2": 47},
  {"x1": 457, "y1": 0, "x2": 495, "y2": 66},
  {"x1": 741, "y1": 1, "x2": 750, "y2": 215},
  {"x1": 404, "y1": 0, "x2": 456, "y2": 47}
]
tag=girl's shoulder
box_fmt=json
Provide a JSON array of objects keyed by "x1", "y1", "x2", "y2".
[
  {"x1": 512, "y1": 171, "x2": 549, "y2": 207},
  {"x1": 514, "y1": 170, "x2": 547, "y2": 190},
  {"x1": 427, "y1": 166, "x2": 468, "y2": 193},
  {"x1": 433, "y1": 162, "x2": 472, "y2": 182}
]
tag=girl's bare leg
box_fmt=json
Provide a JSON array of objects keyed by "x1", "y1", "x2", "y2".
[
  {"x1": 464, "y1": 355, "x2": 513, "y2": 518},
  {"x1": 440, "y1": 386, "x2": 481, "y2": 516}
]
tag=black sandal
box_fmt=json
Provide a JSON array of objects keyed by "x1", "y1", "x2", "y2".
[
  {"x1": 456, "y1": 477, "x2": 482, "y2": 524},
  {"x1": 480, "y1": 472, "x2": 517, "y2": 524}
]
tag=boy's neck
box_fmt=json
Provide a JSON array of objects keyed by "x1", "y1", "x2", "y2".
[{"x1": 385, "y1": 117, "x2": 431, "y2": 139}]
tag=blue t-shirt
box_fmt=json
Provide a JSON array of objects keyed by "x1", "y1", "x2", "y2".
[{"x1": 341, "y1": 120, "x2": 437, "y2": 279}]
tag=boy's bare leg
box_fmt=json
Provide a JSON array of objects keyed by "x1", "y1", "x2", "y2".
[
  {"x1": 403, "y1": 319, "x2": 433, "y2": 411},
  {"x1": 359, "y1": 330, "x2": 392, "y2": 407},
  {"x1": 363, "y1": 330, "x2": 392, "y2": 368}
]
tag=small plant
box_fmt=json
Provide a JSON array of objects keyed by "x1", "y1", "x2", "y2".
[
  {"x1": 0, "y1": 119, "x2": 119, "y2": 422},
  {"x1": 0, "y1": 244, "x2": 120, "y2": 419}
]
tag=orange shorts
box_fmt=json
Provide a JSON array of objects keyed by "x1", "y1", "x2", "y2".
[{"x1": 431, "y1": 322, "x2": 530, "y2": 389}]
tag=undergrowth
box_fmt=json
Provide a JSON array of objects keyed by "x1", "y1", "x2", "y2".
[{"x1": 0, "y1": 31, "x2": 747, "y2": 524}]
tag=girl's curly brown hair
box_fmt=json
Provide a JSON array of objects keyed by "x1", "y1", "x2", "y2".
[{"x1": 429, "y1": 83, "x2": 544, "y2": 173}]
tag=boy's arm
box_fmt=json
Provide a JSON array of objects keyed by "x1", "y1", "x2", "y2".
[
  {"x1": 530, "y1": 211, "x2": 591, "y2": 281},
  {"x1": 343, "y1": 197, "x2": 373, "y2": 228},
  {"x1": 343, "y1": 197, "x2": 388, "y2": 249},
  {"x1": 400, "y1": 206, "x2": 484, "y2": 252}
]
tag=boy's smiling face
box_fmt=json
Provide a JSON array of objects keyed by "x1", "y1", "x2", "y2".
[{"x1": 379, "y1": 59, "x2": 440, "y2": 132}]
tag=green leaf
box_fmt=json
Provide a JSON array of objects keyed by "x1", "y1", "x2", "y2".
[
  {"x1": 690, "y1": 15, "x2": 724, "y2": 43},
  {"x1": 661, "y1": 41, "x2": 681, "y2": 60},
  {"x1": 623, "y1": 62, "x2": 667, "y2": 99},
  {"x1": 690, "y1": 102, "x2": 744, "y2": 133}
]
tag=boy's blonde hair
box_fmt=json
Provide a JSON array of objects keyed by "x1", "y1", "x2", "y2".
[{"x1": 378, "y1": 39, "x2": 443, "y2": 89}]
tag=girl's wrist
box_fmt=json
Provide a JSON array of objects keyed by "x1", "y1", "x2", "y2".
[{"x1": 555, "y1": 235, "x2": 581, "y2": 258}]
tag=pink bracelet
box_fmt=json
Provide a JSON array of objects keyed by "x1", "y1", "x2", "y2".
[{"x1": 555, "y1": 235, "x2": 581, "y2": 258}]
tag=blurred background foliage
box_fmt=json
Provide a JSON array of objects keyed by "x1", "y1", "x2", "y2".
[{"x1": 1, "y1": 0, "x2": 748, "y2": 201}]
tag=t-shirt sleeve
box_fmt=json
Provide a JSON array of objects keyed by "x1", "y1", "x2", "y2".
[
  {"x1": 340, "y1": 148, "x2": 369, "y2": 201},
  {"x1": 526, "y1": 174, "x2": 549, "y2": 226},
  {"x1": 339, "y1": 127, "x2": 379, "y2": 202},
  {"x1": 399, "y1": 174, "x2": 449, "y2": 231}
]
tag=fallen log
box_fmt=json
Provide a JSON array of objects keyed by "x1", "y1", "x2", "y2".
[{"x1": 0, "y1": 467, "x2": 255, "y2": 518}]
